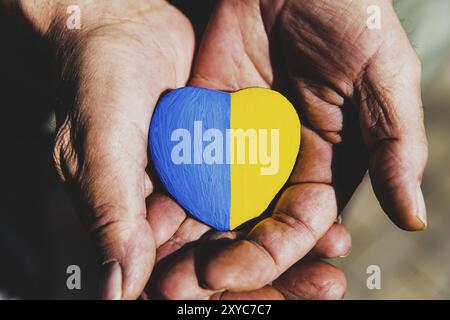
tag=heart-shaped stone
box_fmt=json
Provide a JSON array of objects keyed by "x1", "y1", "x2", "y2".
[{"x1": 150, "y1": 87, "x2": 301, "y2": 231}]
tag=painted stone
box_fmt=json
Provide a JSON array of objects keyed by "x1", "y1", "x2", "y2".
[{"x1": 150, "y1": 87, "x2": 301, "y2": 231}]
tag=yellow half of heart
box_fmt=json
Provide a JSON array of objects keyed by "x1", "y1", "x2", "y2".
[{"x1": 229, "y1": 87, "x2": 301, "y2": 229}]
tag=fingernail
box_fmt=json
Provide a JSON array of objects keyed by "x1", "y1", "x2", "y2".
[
  {"x1": 100, "y1": 260, "x2": 122, "y2": 300},
  {"x1": 338, "y1": 248, "x2": 351, "y2": 258},
  {"x1": 416, "y1": 185, "x2": 427, "y2": 229}
]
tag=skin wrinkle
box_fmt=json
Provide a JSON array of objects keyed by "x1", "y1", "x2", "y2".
[
  {"x1": 292, "y1": 87, "x2": 344, "y2": 144},
  {"x1": 53, "y1": 117, "x2": 77, "y2": 181},
  {"x1": 265, "y1": 216, "x2": 318, "y2": 273},
  {"x1": 355, "y1": 47, "x2": 422, "y2": 150},
  {"x1": 370, "y1": 142, "x2": 408, "y2": 182},
  {"x1": 147, "y1": 195, "x2": 186, "y2": 247},
  {"x1": 271, "y1": 210, "x2": 319, "y2": 245},
  {"x1": 90, "y1": 217, "x2": 132, "y2": 246},
  {"x1": 354, "y1": 44, "x2": 384, "y2": 85},
  {"x1": 318, "y1": 2, "x2": 365, "y2": 59},
  {"x1": 242, "y1": 48, "x2": 272, "y2": 87},
  {"x1": 59, "y1": 19, "x2": 186, "y2": 234},
  {"x1": 244, "y1": 239, "x2": 279, "y2": 278},
  {"x1": 281, "y1": 5, "x2": 372, "y2": 97},
  {"x1": 84, "y1": 169, "x2": 143, "y2": 218},
  {"x1": 358, "y1": 77, "x2": 398, "y2": 146},
  {"x1": 275, "y1": 261, "x2": 345, "y2": 300},
  {"x1": 276, "y1": 279, "x2": 307, "y2": 300},
  {"x1": 285, "y1": 43, "x2": 353, "y2": 100},
  {"x1": 189, "y1": 73, "x2": 229, "y2": 92},
  {"x1": 226, "y1": 14, "x2": 245, "y2": 90},
  {"x1": 250, "y1": 220, "x2": 298, "y2": 272},
  {"x1": 299, "y1": 85, "x2": 343, "y2": 134},
  {"x1": 167, "y1": 221, "x2": 208, "y2": 250},
  {"x1": 79, "y1": 145, "x2": 144, "y2": 198},
  {"x1": 299, "y1": 80, "x2": 345, "y2": 107},
  {"x1": 252, "y1": 184, "x2": 337, "y2": 268},
  {"x1": 158, "y1": 238, "x2": 186, "y2": 259},
  {"x1": 76, "y1": 11, "x2": 191, "y2": 111},
  {"x1": 92, "y1": 220, "x2": 151, "y2": 283},
  {"x1": 79, "y1": 113, "x2": 148, "y2": 172},
  {"x1": 310, "y1": 278, "x2": 339, "y2": 300},
  {"x1": 238, "y1": 3, "x2": 273, "y2": 86},
  {"x1": 24, "y1": 0, "x2": 197, "y2": 299},
  {"x1": 80, "y1": 46, "x2": 164, "y2": 115},
  {"x1": 152, "y1": 0, "x2": 426, "y2": 298},
  {"x1": 289, "y1": 132, "x2": 333, "y2": 186},
  {"x1": 282, "y1": 9, "x2": 330, "y2": 61},
  {"x1": 26, "y1": 0, "x2": 426, "y2": 299},
  {"x1": 332, "y1": 3, "x2": 369, "y2": 52},
  {"x1": 232, "y1": 12, "x2": 266, "y2": 87}
]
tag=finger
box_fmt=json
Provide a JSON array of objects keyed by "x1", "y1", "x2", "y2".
[
  {"x1": 150, "y1": 225, "x2": 236, "y2": 300},
  {"x1": 156, "y1": 217, "x2": 211, "y2": 262},
  {"x1": 154, "y1": 129, "x2": 342, "y2": 296},
  {"x1": 308, "y1": 223, "x2": 351, "y2": 258},
  {"x1": 214, "y1": 225, "x2": 350, "y2": 300},
  {"x1": 356, "y1": 19, "x2": 428, "y2": 231},
  {"x1": 146, "y1": 193, "x2": 187, "y2": 248},
  {"x1": 273, "y1": 259, "x2": 346, "y2": 300},
  {"x1": 195, "y1": 183, "x2": 337, "y2": 292},
  {"x1": 152, "y1": 248, "x2": 216, "y2": 300},
  {"x1": 154, "y1": 185, "x2": 339, "y2": 297},
  {"x1": 53, "y1": 8, "x2": 195, "y2": 300},
  {"x1": 212, "y1": 286, "x2": 285, "y2": 300},
  {"x1": 153, "y1": 224, "x2": 350, "y2": 300},
  {"x1": 214, "y1": 258, "x2": 347, "y2": 300},
  {"x1": 189, "y1": 0, "x2": 272, "y2": 91},
  {"x1": 153, "y1": 220, "x2": 348, "y2": 299},
  {"x1": 54, "y1": 102, "x2": 157, "y2": 300}
]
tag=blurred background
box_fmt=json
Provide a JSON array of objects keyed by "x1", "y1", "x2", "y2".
[{"x1": 0, "y1": 0, "x2": 449, "y2": 299}]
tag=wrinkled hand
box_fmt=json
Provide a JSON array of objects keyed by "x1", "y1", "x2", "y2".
[
  {"x1": 150, "y1": 0, "x2": 428, "y2": 298},
  {"x1": 21, "y1": 0, "x2": 350, "y2": 300},
  {"x1": 145, "y1": 193, "x2": 350, "y2": 299},
  {"x1": 45, "y1": 0, "x2": 195, "y2": 299}
]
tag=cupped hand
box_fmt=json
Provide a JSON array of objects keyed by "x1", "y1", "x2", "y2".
[
  {"x1": 144, "y1": 193, "x2": 350, "y2": 299},
  {"x1": 47, "y1": 0, "x2": 195, "y2": 299},
  {"x1": 42, "y1": 0, "x2": 349, "y2": 300},
  {"x1": 150, "y1": 0, "x2": 428, "y2": 298}
]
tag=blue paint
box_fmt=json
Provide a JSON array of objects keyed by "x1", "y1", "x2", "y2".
[{"x1": 150, "y1": 87, "x2": 231, "y2": 231}]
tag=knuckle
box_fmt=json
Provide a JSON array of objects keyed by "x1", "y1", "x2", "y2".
[{"x1": 90, "y1": 213, "x2": 134, "y2": 260}]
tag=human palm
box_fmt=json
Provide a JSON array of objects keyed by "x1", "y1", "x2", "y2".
[
  {"x1": 45, "y1": 0, "x2": 350, "y2": 300},
  {"x1": 149, "y1": 0, "x2": 427, "y2": 299}
]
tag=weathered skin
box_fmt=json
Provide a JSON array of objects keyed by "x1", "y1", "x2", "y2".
[{"x1": 19, "y1": 0, "x2": 426, "y2": 299}]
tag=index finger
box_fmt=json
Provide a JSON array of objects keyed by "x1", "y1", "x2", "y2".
[{"x1": 199, "y1": 182, "x2": 337, "y2": 291}]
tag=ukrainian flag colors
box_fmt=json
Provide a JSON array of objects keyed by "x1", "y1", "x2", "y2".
[
  {"x1": 150, "y1": 87, "x2": 301, "y2": 231},
  {"x1": 229, "y1": 88, "x2": 300, "y2": 229}
]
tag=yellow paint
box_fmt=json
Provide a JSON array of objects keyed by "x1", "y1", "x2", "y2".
[{"x1": 229, "y1": 88, "x2": 301, "y2": 229}]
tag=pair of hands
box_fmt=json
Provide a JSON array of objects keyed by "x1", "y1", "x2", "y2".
[{"x1": 23, "y1": 0, "x2": 427, "y2": 299}]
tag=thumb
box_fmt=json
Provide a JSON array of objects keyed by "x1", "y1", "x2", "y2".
[
  {"x1": 90, "y1": 148, "x2": 155, "y2": 300},
  {"x1": 49, "y1": 0, "x2": 195, "y2": 300},
  {"x1": 54, "y1": 112, "x2": 156, "y2": 300},
  {"x1": 52, "y1": 39, "x2": 165, "y2": 299},
  {"x1": 51, "y1": 10, "x2": 194, "y2": 299},
  {"x1": 356, "y1": 45, "x2": 428, "y2": 231}
]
